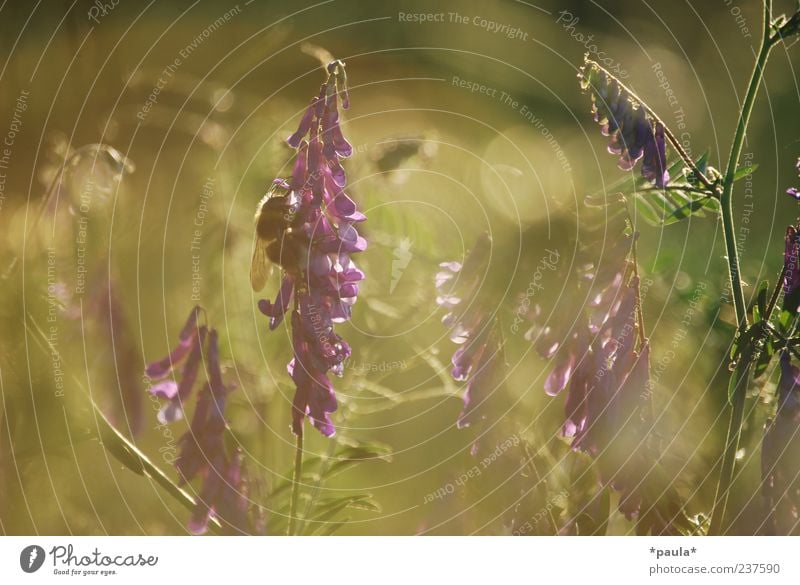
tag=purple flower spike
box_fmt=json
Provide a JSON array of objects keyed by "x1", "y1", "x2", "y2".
[
  {"x1": 524, "y1": 206, "x2": 681, "y2": 529},
  {"x1": 255, "y1": 59, "x2": 364, "y2": 438},
  {"x1": 145, "y1": 308, "x2": 258, "y2": 534},
  {"x1": 175, "y1": 330, "x2": 238, "y2": 533},
  {"x1": 783, "y1": 225, "x2": 800, "y2": 313},
  {"x1": 580, "y1": 57, "x2": 671, "y2": 188}
]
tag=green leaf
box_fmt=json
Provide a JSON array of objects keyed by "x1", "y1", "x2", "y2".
[
  {"x1": 309, "y1": 494, "x2": 381, "y2": 521},
  {"x1": 702, "y1": 197, "x2": 721, "y2": 212},
  {"x1": 94, "y1": 404, "x2": 223, "y2": 531},
  {"x1": 729, "y1": 324, "x2": 755, "y2": 361},
  {"x1": 334, "y1": 436, "x2": 394, "y2": 459},
  {"x1": 694, "y1": 151, "x2": 710, "y2": 176},
  {"x1": 585, "y1": 155, "x2": 701, "y2": 208},
  {"x1": 268, "y1": 472, "x2": 322, "y2": 501},
  {"x1": 269, "y1": 440, "x2": 393, "y2": 501},
  {"x1": 574, "y1": 487, "x2": 610, "y2": 536},
  {"x1": 753, "y1": 336, "x2": 774, "y2": 379},
  {"x1": 632, "y1": 195, "x2": 662, "y2": 226},
  {"x1": 324, "y1": 442, "x2": 394, "y2": 477},
  {"x1": 727, "y1": 344, "x2": 754, "y2": 404},
  {"x1": 590, "y1": 152, "x2": 719, "y2": 226},
  {"x1": 350, "y1": 386, "x2": 459, "y2": 415},
  {"x1": 733, "y1": 164, "x2": 759, "y2": 182},
  {"x1": 753, "y1": 280, "x2": 769, "y2": 324},
  {"x1": 779, "y1": 309, "x2": 793, "y2": 331},
  {"x1": 661, "y1": 199, "x2": 706, "y2": 225}
]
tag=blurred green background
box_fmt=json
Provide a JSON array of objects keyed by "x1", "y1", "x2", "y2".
[{"x1": 1, "y1": 0, "x2": 799, "y2": 535}]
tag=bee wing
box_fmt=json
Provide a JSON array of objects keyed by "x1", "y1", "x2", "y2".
[{"x1": 250, "y1": 237, "x2": 272, "y2": 292}]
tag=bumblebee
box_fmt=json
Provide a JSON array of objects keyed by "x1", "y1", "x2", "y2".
[{"x1": 249, "y1": 190, "x2": 306, "y2": 291}]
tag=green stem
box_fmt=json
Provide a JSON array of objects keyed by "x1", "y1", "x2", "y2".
[
  {"x1": 709, "y1": 359, "x2": 751, "y2": 536},
  {"x1": 629, "y1": 221, "x2": 647, "y2": 344},
  {"x1": 709, "y1": 0, "x2": 774, "y2": 536},
  {"x1": 287, "y1": 433, "x2": 304, "y2": 535}
]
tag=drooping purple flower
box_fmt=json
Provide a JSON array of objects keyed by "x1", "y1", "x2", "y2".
[
  {"x1": 436, "y1": 233, "x2": 503, "y2": 428},
  {"x1": 580, "y1": 58, "x2": 669, "y2": 188},
  {"x1": 175, "y1": 330, "x2": 229, "y2": 481},
  {"x1": 146, "y1": 308, "x2": 256, "y2": 535},
  {"x1": 783, "y1": 225, "x2": 800, "y2": 313},
  {"x1": 456, "y1": 326, "x2": 504, "y2": 429},
  {"x1": 145, "y1": 306, "x2": 203, "y2": 379},
  {"x1": 258, "y1": 274, "x2": 295, "y2": 330},
  {"x1": 524, "y1": 207, "x2": 684, "y2": 531},
  {"x1": 526, "y1": 214, "x2": 635, "y2": 407},
  {"x1": 145, "y1": 306, "x2": 207, "y2": 424},
  {"x1": 762, "y1": 351, "x2": 800, "y2": 535},
  {"x1": 554, "y1": 276, "x2": 645, "y2": 459},
  {"x1": 436, "y1": 233, "x2": 492, "y2": 345},
  {"x1": 640, "y1": 123, "x2": 669, "y2": 188},
  {"x1": 177, "y1": 329, "x2": 246, "y2": 534},
  {"x1": 255, "y1": 59, "x2": 365, "y2": 438}
]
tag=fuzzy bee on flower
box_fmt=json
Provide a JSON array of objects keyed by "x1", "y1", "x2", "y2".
[{"x1": 249, "y1": 183, "x2": 306, "y2": 292}]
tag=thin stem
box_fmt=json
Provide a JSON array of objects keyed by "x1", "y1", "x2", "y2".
[
  {"x1": 766, "y1": 264, "x2": 788, "y2": 322},
  {"x1": 709, "y1": 0, "x2": 774, "y2": 536},
  {"x1": 623, "y1": 201, "x2": 648, "y2": 342},
  {"x1": 720, "y1": 1, "x2": 775, "y2": 331},
  {"x1": 287, "y1": 433, "x2": 304, "y2": 536},
  {"x1": 631, "y1": 235, "x2": 647, "y2": 343},
  {"x1": 298, "y1": 408, "x2": 346, "y2": 536},
  {"x1": 710, "y1": 358, "x2": 751, "y2": 535},
  {"x1": 661, "y1": 124, "x2": 715, "y2": 190}
]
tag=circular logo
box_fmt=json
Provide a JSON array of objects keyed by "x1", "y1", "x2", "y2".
[{"x1": 19, "y1": 545, "x2": 45, "y2": 573}]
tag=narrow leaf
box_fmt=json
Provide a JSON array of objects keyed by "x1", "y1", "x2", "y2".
[{"x1": 733, "y1": 164, "x2": 759, "y2": 182}]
